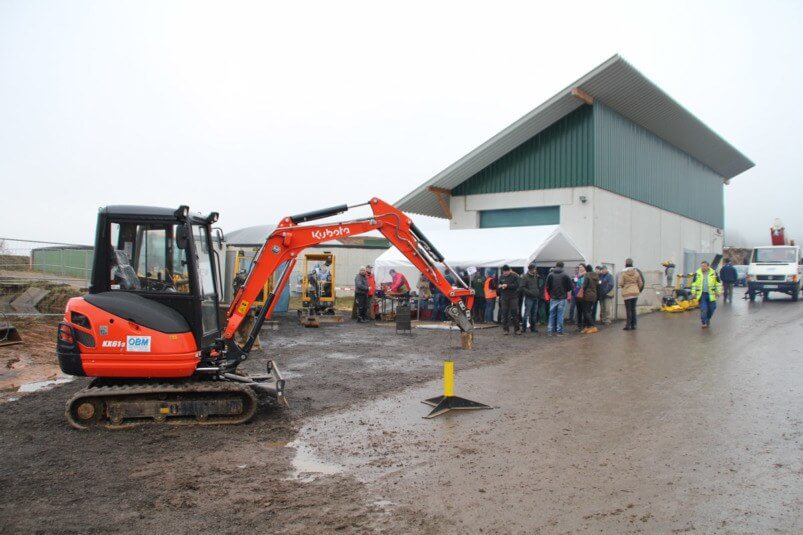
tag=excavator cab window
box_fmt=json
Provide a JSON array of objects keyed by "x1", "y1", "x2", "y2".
[
  {"x1": 109, "y1": 222, "x2": 190, "y2": 294},
  {"x1": 191, "y1": 224, "x2": 220, "y2": 335}
]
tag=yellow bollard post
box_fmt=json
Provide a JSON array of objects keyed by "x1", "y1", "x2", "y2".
[
  {"x1": 443, "y1": 360, "x2": 454, "y2": 398},
  {"x1": 422, "y1": 359, "x2": 491, "y2": 418}
]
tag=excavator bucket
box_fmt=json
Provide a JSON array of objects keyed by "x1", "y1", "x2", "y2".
[{"x1": 0, "y1": 322, "x2": 23, "y2": 347}]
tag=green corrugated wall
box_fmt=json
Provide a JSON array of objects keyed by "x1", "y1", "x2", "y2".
[
  {"x1": 451, "y1": 101, "x2": 724, "y2": 228},
  {"x1": 32, "y1": 248, "x2": 93, "y2": 279},
  {"x1": 452, "y1": 106, "x2": 594, "y2": 195},
  {"x1": 479, "y1": 206, "x2": 560, "y2": 228},
  {"x1": 593, "y1": 102, "x2": 724, "y2": 228}
]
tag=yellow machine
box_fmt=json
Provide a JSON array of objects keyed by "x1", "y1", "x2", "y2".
[
  {"x1": 661, "y1": 273, "x2": 699, "y2": 312},
  {"x1": 233, "y1": 250, "x2": 271, "y2": 307},
  {"x1": 231, "y1": 250, "x2": 274, "y2": 347},
  {"x1": 299, "y1": 253, "x2": 338, "y2": 326}
]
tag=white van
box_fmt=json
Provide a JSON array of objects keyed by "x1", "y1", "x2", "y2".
[{"x1": 746, "y1": 245, "x2": 802, "y2": 301}]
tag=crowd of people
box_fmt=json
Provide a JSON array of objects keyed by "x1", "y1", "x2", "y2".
[
  {"x1": 471, "y1": 260, "x2": 642, "y2": 335},
  {"x1": 352, "y1": 257, "x2": 734, "y2": 331},
  {"x1": 353, "y1": 265, "x2": 411, "y2": 322},
  {"x1": 352, "y1": 259, "x2": 647, "y2": 335}
]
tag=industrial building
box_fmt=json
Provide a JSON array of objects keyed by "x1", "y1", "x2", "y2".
[{"x1": 397, "y1": 55, "x2": 754, "y2": 307}]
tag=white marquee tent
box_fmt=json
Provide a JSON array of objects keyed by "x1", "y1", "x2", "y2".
[{"x1": 373, "y1": 225, "x2": 587, "y2": 286}]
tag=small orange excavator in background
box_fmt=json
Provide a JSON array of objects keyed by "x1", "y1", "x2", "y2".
[{"x1": 57, "y1": 198, "x2": 474, "y2": 428}]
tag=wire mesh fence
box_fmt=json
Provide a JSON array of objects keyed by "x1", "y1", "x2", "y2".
[{"x1": 0, "y1": 237, "x2": 92, "y2": 287}]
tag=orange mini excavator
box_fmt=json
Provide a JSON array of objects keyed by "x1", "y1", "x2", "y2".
[{"x1": 58, "y1": 198, "x2": 474, "y2": 428}]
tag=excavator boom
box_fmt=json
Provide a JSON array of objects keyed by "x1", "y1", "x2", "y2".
[{"x1": 221, "y1": 198, "x2": 474, "y2": 362}]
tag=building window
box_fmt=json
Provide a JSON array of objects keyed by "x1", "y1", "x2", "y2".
[{"x1": 479, "y1": 206, "x2": 560, "y2": 228}]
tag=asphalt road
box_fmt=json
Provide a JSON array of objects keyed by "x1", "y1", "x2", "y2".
[{"x1": 293, "y1": 294, "x2": 803, "y2": 533}]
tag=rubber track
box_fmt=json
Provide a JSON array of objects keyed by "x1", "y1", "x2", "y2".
[{"x1": 65, "y1": 380, "x2": 258, "y2": 430}]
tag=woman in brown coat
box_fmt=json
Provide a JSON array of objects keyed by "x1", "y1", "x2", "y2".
[{"x1": 618, "y1": 258, "x2": 644, "y2": 330}]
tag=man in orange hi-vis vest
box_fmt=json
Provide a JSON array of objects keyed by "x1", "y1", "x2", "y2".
[{"x1": 483, "y1": 272, "x2": 497, "y2": 323}]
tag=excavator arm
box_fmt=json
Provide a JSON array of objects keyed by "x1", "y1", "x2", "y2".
[{"x1": 218, "y1": 198, "x2": 474, "y2": 367}]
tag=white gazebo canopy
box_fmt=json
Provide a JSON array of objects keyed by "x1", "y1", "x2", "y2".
[{"x1": 373, "y1": 225, "x2": 586, "y2": 285}]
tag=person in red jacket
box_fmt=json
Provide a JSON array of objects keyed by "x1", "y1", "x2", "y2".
[{"x1": 388, "y1": 269, "x2": 410, "y2": 295}]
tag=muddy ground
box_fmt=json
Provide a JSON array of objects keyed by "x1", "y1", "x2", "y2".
[
  {"x1": 1, "y1": 294, "x2": 801, "y2": 533},
  {"x1": 1, "y1": 316, "x2": 65, "y2": 399},
  {"x1": 0, "y1": 281, "x2": 84, "y2": 314},
  {"x1": 0, "y1": 315, "x2": 504, "y2": 534}
]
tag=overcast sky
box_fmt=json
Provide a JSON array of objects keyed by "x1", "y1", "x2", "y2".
[{"x1": 1, "y1": 0, "x2": 801, "y2": 248}]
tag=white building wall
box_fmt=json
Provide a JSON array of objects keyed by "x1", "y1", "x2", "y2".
[
  {"x1": 449, "y1": 186, "x2": 724, "y2": 312},
  {"x1": 450, "y1": 186, "x2": 596, "y2": 261},
  {"x1": 592, "y1": 188, "x2": 631, "y2": 271},
  {"x1": 448, "y1": 196, "x2": 478, "y2": 228},
  {"x1": 659, "y1": 211, "x2": 682, "y2": 265},
  {"x1": 590, "y1": 188, "x2": 722, "y2": 312},
  {"x1": 680, "y1": 217, "x2": 702, "y2": 260}
]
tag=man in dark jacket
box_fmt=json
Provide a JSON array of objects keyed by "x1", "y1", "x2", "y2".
[
  {"x1": 580, "y1": 264, "x2": 600, "y2": 333},
  {"x1": 719, "y1": 259, "x2": 738, "y2": 303},
  {"x1": 520, "y1": 263, "x2": 540, "y2": 333},
  {"x1": 470, "y1": 271, "x2": 486, "y2": 323},
  {"x1": 597, "y1": 265, "x2": 615, "y2": 325},
  {"x1": 354, "y1": 267, "x2": 369, "y2": 323},
  {"x1": 498, "y1": 265, "x2": 521, "y2": 335},
  {"x1": 545, "y1": 261, "x2": 573, "y2": 335}
]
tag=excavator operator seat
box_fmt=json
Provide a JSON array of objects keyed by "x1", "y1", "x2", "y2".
[{"x1": 111, "y1": 250, "x2": 141, "y2": 291}]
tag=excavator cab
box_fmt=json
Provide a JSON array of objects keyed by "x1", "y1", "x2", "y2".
[
  {"x1": 57, "y1": 206, "x2": 264, "y2": 429},
  {"x1": 88, "y1": 205, "x2": 223, "y2": 351}
]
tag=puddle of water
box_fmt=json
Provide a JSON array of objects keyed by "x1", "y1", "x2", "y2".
[
  {"x1": 279, "y1": 370, "x2": 303, "y2": 379},
  {"x1": 17, "y1": 376, "x2": 74, "y2": 393},
  {"x1": 416, "y1": 324, "x2": 458, "y2": 331},
  {"x1": 327, "y1": 352, "x2": 358, "y2": 360},
  {"x1": 284, "y1": 438, "x2": 344, "y2": 483},
  {"x1": 287, "y1": 373, "x2": 497, "y2": 484}
]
